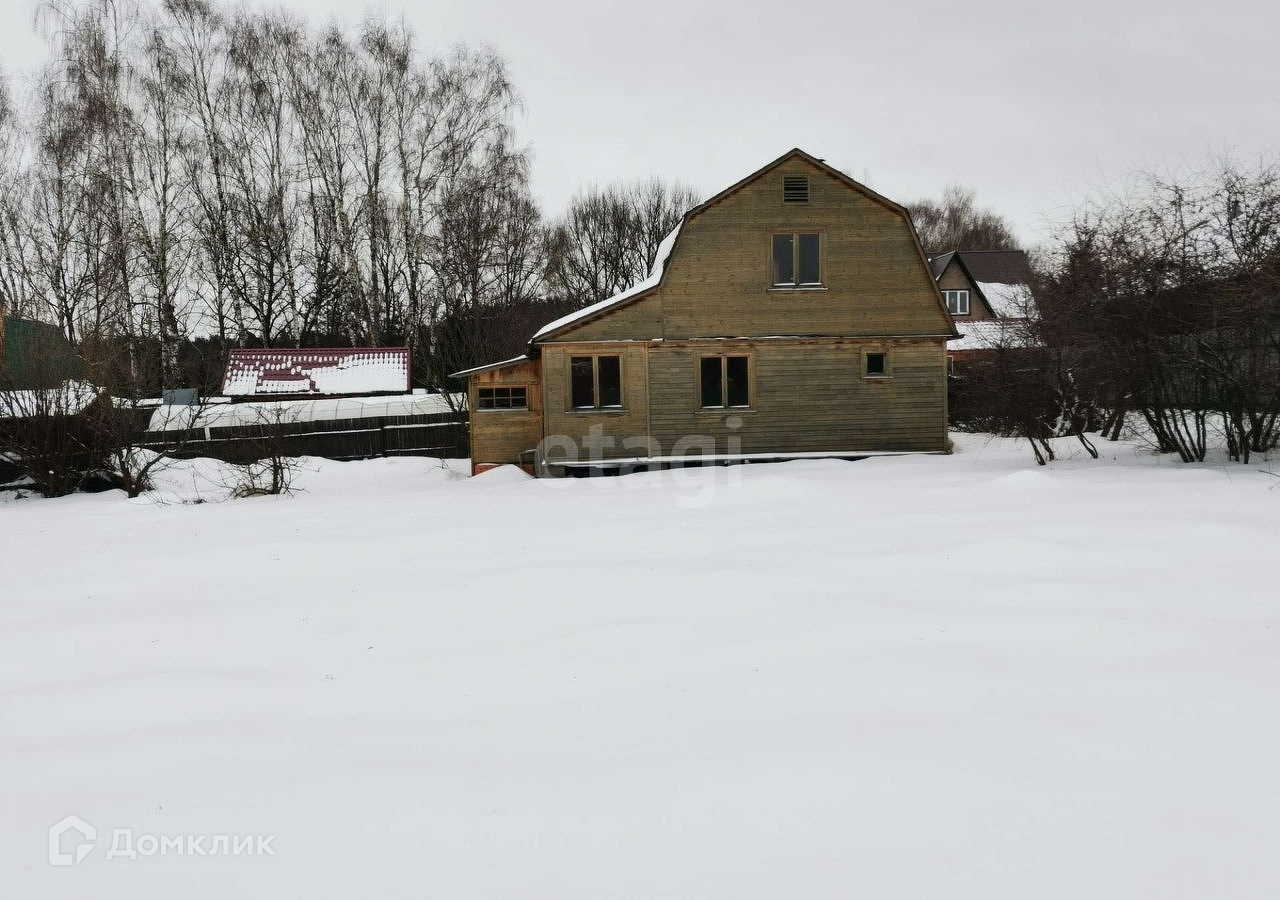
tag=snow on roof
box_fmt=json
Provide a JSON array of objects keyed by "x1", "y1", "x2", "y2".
[
  {"x1": 148, "y1": 392, "x2": 459, "y2": 431},
  {"x1": 451, "y1": 355, "x2": 530, "y2": 380},
  {"x1": 976, "y1": 282, "x2": 1036, "y2": 319},
  {"x1": 221, "y1": 348, "x2": 411, "y2": 396},
  {"x1": 0, "y1": 380, "x2": 100, "y2": 419},
  {"x1": 948, "y1": 320, "x2": 1037, "y2": 352},
  {"x1": 531, "y1": 220, "x2": 684, "y2": 341}
]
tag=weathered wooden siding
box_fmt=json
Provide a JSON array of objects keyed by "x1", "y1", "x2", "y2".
[
  {"x1": 552, "y1": 156, "x2": 952, "y2": 343},
  {"x1": 470, "y1": 151, "x2": 954, "y2": 469},
  {"x1": 540, "y1": 343, "x2": 651, "y2": 462},
  {"x1": 468, "y1": 359, "x2": 543, "y2": 472},
  {"x1": 647, "y1": 339, "x2": 948, "y2": 454},
  {"x1": 936, "y1": 262, "x2": 992, "y2": 321},
  {"x1": 549, "y1": 294, "x2": 663, "y2": 342}
]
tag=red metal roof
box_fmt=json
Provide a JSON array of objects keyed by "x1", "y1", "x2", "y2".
[{"x1": 221, "y1": 348, "x2": 411, "y2": 397}]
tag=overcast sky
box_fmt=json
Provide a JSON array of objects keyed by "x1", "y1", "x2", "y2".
[{"x1": 4, "y1": 0, "x2": 1277, "y2": 247}]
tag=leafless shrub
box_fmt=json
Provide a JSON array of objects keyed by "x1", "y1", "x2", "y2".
[
  {"x1": 950, "y1": 342, "x2": 1099, "y2": 466},
  {"x1": 1036, "y1": 157, "x2": 1280, "y2": 464},
  {"x1": 226, "y1": 404, "x2": 302, "y2": 497}
]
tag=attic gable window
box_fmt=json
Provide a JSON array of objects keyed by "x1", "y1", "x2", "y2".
[
  {"x1": 783, "y1": 175, "x2": 809, "y2": 203},
  {"x1": 772, "y1": 233, "x2": 822, "y2": 287},
  {"x1": 943, "y1": 290, "x2": 970, "y2": 315}
]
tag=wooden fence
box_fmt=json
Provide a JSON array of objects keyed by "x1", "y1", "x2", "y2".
[{"x1": 141, "y1": 410, "x2": 468, "y2": 463}]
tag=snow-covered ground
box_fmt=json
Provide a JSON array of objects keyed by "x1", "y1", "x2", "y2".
[{"x1": 3, "y1": 434, "x2": 1279, "y2": 898}]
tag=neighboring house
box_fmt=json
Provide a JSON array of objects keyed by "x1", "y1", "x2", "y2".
[
  {"x1": 220, "y1": 348, "x2": 411, "y2": 399},
  {"x1": 1, "y1": 315, "x2": 85, "y2": 390},
  {"x1": 928, "y1": 250, "x2": 1037, "y2": 366},
  {"x1": 0, "y1": 314, "x2": 99, "y2": 487},
  {"x1": 455, "y1": 148, "x2": 958, "y2": 476}
]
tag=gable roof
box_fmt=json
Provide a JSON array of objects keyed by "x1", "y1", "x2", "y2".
[
  {"x1": 686, "y1": 147, "x2": 914, "y2": 219},
  {"x1": 930, "y1": 249, "x2": 1035, "y2": 320},
  {"x1": 530, "y1": 148, "x2": 956, "y2": 344},
  {"x1": 2, "y1": 317, "x2": 84, "y2": 389},
  {"x1": 955, "y1": 250, "x2": 1034, "y2": 285},
  {"x1": 931, "y1": 251, "x2": 994, "y2": 317},
  {"x1": 928, "y1": 251, "x2": 955, "y2": 280},
  {"x1": 221, "y1": 348, "x2": 410, "y2": 397}
]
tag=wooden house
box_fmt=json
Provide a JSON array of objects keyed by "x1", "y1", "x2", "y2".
[
  {"x1": 455, "y1": 149, "x2": 959, "y2": 476},
  {"x1": 928, "y1": 250, "x2": 1037, "y2": 367},
  {"x1": 0, "y1": 313, "x2": 85, "y2": 391}
]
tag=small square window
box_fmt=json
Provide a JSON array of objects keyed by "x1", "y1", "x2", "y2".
[{"x1": 865, "y1": 352, "x2": 887, "y2": 377}]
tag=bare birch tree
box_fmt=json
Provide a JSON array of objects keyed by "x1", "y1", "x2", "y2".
[
  {"x1": 906, "y1": 185, "x2": 1021, "y2": 254},
  {"x1": 546, "y1": 178, "x2": 696, "y2": 308}
]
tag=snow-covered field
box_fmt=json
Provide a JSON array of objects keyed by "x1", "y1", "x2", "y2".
[{"x1": 3, "y1": 434, "x2": 1279, "y2": 898}]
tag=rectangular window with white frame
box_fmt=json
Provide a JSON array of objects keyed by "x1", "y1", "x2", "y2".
[{"x1": 943, "y1": 290, "x2": 970, "y2": 315}]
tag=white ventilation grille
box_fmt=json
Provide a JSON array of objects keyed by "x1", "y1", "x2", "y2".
[{"x1": 783, "y1": 175, "x2": 809, "y2": 203}]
